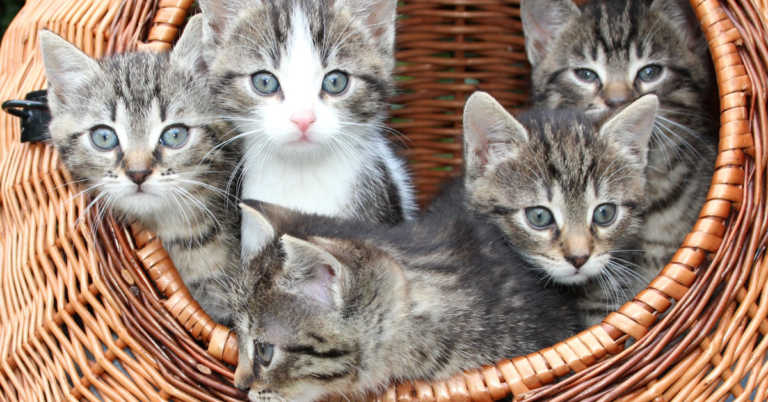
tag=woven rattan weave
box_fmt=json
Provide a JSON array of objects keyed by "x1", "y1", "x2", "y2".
[{"x1": 0, "y1": 0, "x2": 765, "y2": 401}]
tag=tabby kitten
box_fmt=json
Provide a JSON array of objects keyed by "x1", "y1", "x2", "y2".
[
  {"x1": 231, "y1": 195, "x2": 580, "y2": 402},
  {"x1": 521, "y1": 0, "x2": 718, "y2": 283},
  {"x1": 40, "y1": 16, "x2": 240, "y2": 324},
  {"x1": 463, "y1": 92, "x2": 657, "y2": 326},
  {"x1": 198, "y1": 0, "x2": 416, "y2": 257}
]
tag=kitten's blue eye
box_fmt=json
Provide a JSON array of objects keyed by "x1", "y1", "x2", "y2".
[
  {"x1": 256, "y1": 342, "x2": 274, "y2": 366},
  {"x1": 322, "y1": 71, "x2": 349, "y2": 95},
  {"x1": 159, "y1": 126, "x2": 189, "y2": 148},
  {"x1": 574, "y1": 69, "x2": 599, "y2": 83},
  {"x1": 525, "y1": 207, "x2": 555, "y2": 229},
  {"x1": 90, "y1": 127, "x2": 119, "y2": 150},
  {"x1": 593, "y1": 203, "x2": 617, "y2": 225},
  {"x1": 252, "y1": 71, "x2": 280, "y2": 95},
  {"x1": 637, "y1": 65, "x2": 662, "y2": 82}
]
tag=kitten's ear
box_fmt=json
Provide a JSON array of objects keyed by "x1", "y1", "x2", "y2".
[
  {"x1": 463, "y1": 92, "x2": 528, "y2": 178},
  {"x1": 353, "y1": 0, "x2": 398, "y2": 56},
  {"x1": 171, "y1": 15, "x2": 207, "y2": 77},
  {"x1": 281, "y1": 235, "x2": 347, "y2": 309},
  {"x1": 240, "y1": 201, "x2": 277, "y2": 255},
  {"x1": 39, "y1": 30, "x2": 101, "y2": 103},
  {"x1": 198, "y1": 0, "x2": 246, "y2": 46},
  {"x1": 600, "y1": 95, "x2": 659, "y2": 166},
  {"x1": 521, "y1": 0, "x2": 580, "y2": 66},
  {"x1": 651, "y1": 0, "x2": 706, "y2": 54}
]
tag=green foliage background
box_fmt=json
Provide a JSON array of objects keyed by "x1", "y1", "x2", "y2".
[{"x1": 0, "y1": 0, "x2": 24, "y2": 40}]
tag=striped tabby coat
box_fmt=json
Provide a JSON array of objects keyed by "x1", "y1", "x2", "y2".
[
  {"x1": 463, "y1": 92, "x2": 658, "y2": 327},
  {"x1": 40, "y1": 17, "x2": 241, "y2": 325},
  {"x1": 231, "y1": 193, "x2": 579, "y2": 402},
  {"x1": 521, "y1": 0, "x2": 718, "y2": 322}
]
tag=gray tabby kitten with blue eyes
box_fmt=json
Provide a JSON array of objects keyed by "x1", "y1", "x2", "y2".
[
  {"x1": 521, "y1": 0, "x2": 718, "y2": 322},
  {"x1": 198, "y1": 0, "x2": 417, "y2": 260},
  {"x1": 40, "y1": 17, "x2": 240, "y2": 324},
  {"x1": 463, "y1": 92, "x2": 658, "y2": 327}
]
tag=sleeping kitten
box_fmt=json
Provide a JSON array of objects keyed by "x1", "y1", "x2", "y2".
[
  {"x1": 231, "y1": 193, "x2": 580, "y2": 402},
  {"x1": 521, "y1": 0, "x2": 718, "y2": 290},
  {"x1": 40, "y1": 16, "x2": 240, "y2": 324},
  {"x1": 463, "y1": 92, "x2": 657, "y2": 327},
  {"x1": 198, "y1": 0, "x2": 417, "y2": 257}
]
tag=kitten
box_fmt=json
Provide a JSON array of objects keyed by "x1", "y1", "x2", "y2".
[
  {"x1": 230, "y1": 193, "x2": 580, "y2": 402},
  {"x1": 521, "y1": 0, "x2": 718, "y2": 288},
  {"x1": 40, "y1": 16, "x2": 240, "y2": 324},
  {"x1": 463, "y1": 92, "x2": 658, "y2": 327},
  {"x1": 197, "y1": 0, "x2": 417, "y2": 257}
]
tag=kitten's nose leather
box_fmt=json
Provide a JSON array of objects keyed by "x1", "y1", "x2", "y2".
[
  {"x1": 603, "y1": 83, "x2": 631, "y2": 107},
  {"x1": 291, "y1": 109, "x2": 316, "y2": 134},
  {"x1": 566, "y1": 255, "x2": 589, "y2": 269},
  {"x1": 127, "y1": 170, "x2": 151, "y2": 185},
  {"x1": 235, "y1": 383, "x2": 251, "y2": 393}
]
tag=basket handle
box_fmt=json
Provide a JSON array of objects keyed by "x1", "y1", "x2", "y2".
[{"x1": 139, "y1": 0, "x2": 195, "y2": 52}]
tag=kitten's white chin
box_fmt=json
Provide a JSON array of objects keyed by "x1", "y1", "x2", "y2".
[
  {"x1": 110, "y1": 189, "x2": 165, "y2": 214},
  {"x1": 285, "y1": 134, "x2": 322, "y2": 149}
]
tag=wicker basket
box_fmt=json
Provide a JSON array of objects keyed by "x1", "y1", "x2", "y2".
[{"x1": 0, "y1": 0, "x2": 763, "y2": 400}]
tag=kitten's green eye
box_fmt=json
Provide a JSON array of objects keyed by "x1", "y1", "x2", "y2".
[
  {"x1": 322, "y1": 71, "x2": 349, "y2": 95},
  {"x1": 256, "y1": 343, "x2": 274, "y2": 366},
  {"x1": 90, "y1": 127, "x2": 119, "y2": 150},
  {"x1": 637, "y1": 65, "x2": 662, "y2": 82},
  {"x1": 574, "y1": 69, "x2": 599, "y2": 83},
  {"x1": 593, "y1": 203, "x2": 617, "y2": 225},
  {"x1": 159, "y1": 126, "x2": 189, "y2": 148},
  {"x1": 252, "y1": 71, "x2": 280, "y2": 95},
  {"x1": 525, "y1": 207, "x2": 555, "y2": 229}
]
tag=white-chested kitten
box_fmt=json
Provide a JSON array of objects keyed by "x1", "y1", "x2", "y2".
[
  {"x1": 464, "y1": 92, "x2": 658, "y2": 326},
  {"x1": 40, "y1": 17, "x2": 240, "y2": 324},
  {"x1": 198, "y1": 0, "x2": 417, "y2": 258}
]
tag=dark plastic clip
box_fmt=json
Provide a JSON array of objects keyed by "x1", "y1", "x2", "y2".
[{"x1": 2, "y1": 89, "x2": 51, "y2": 143}]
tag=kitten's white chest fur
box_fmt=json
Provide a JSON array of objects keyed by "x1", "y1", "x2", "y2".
[{"x1": 240, "y1": 139, "x2": 363, "y2": 218}]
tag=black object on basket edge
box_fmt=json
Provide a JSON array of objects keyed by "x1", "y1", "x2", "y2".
[{"x1": 2, "y1": 89, "x2": 51, "y2": 143}]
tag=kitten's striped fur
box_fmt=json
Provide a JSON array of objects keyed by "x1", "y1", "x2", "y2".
[
  {"x1": 231, "y1": 191, "x2": 579, "y2": 402},
  {"x1": 40, "y1": 17, "x2": 241, "y2": 324},
  {"x1": 521, "y1": 0, "x2": 718, "y2": 323},
  {"x1": 463, "y1": 92, "x2": 657, "y2": 327}
]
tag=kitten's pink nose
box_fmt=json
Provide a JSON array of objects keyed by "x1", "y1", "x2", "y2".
[{"x1": 290, "y1": 109, "x2": 316, "y2": 134}]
